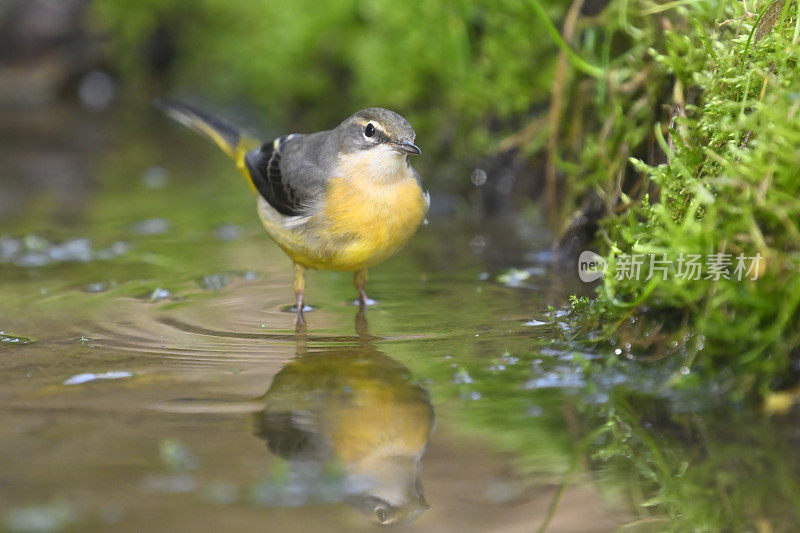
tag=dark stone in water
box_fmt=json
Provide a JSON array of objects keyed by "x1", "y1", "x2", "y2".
[{"x1": 0, "y1": 0, "x2": 103, "y2": 106}]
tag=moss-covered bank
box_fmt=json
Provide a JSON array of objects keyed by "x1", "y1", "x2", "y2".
[{"x1": 561, "y1": 0, "x2": 800, "y2": 397}]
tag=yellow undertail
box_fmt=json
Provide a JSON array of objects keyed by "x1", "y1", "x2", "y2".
[{"x1": 156, "y1": 99, "x2": 260, "y2": 191}]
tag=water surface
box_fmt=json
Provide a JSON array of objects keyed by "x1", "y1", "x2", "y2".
[{"x1": 1, "y1": 104, "x2": 798, "y2": 532}]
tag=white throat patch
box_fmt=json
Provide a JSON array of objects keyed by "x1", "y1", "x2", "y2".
[{"x1": 338, "y1": 145, "x2": 407, "y2": 182}]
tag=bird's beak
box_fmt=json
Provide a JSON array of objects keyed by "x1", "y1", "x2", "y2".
[{"x1": 393, "y1": 141, "x2": 421, "y2": 155}]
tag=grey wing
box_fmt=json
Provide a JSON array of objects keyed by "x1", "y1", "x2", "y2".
[
  {"x1": 243, "y1": 131, "x2": 337, "y2": 217},
  {"x1": 410, "y1": 164, "x2": 431, "y2": 210}
]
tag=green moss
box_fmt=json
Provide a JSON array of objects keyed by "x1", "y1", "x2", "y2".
[{"x1": 562, "y1": 0, "x2": 800, "y2": 394}]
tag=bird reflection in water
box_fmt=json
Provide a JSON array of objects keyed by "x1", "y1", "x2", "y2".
[{"x1": 254, "y1": 316, "x2": 435, "y2": 526}]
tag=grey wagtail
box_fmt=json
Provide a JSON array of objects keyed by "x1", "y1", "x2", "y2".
[
  {"x1": 255, "y1": 345, "x2": 434, "y2": 525},
  {"x1": 157, "y1": 101, "x2": 428, "y2": 320}
]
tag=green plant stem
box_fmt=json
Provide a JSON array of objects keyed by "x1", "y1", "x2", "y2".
[
  {"x1": 794, "y1": 0, "x2": 800, "y2": 42},
  {"x1": 529, "y1": 0, "x2": 605, "y2": 79}
]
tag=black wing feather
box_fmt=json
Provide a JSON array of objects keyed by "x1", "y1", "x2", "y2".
[{"x1": 244, "y1": 135, "x2": 303, "y2": 216}]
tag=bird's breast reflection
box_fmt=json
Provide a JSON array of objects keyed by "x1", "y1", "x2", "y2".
[{"x1": 254, "y1": 344, "x2": 435, "y2": 526}]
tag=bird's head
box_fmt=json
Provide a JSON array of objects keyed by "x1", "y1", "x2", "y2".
[
  {"x1": 337, "y1": 107, "x2": 421, "y2": 159},
  {"x1": 350, "y1": 494, "x2": 430, "y2": 527},
  {"x1": 346, "y1": 455, "x2": 430, "y2": 527}
]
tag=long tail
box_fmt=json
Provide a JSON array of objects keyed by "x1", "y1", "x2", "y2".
[{"x1": 155, "y1": 99, "x2": 260, "y2": 184}]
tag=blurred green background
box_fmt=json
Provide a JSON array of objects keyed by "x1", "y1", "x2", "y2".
[
  {"x1": 91, "y1": 0, "x2": 562, "y2": 161},
  {"x1": 1, "y1": 0, "x2": 585, "y2": 201}
]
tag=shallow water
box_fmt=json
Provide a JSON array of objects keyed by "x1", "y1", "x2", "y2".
[{"x1": 1, "y1": 105, "x2": 798, "y2": 532}]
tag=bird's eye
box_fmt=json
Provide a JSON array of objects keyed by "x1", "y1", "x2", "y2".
[
  {"x1": 376, "y1": 508, "x2": 387, "y2": 523},
  {"x1": 364, "y1": 123, "x2": 375, "y2": 138}
]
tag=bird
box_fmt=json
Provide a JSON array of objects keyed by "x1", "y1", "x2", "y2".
[
  {"x1": 157, "y1": 101, "x2": 429, "y2": 321},
  {"x1": 254, "y1": 344, "x2": 435, "y2": 526},
  {"x1": 148, "y1": 332, "x2": 434, "y2": 524}
]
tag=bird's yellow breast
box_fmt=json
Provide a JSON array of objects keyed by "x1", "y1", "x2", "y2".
[
  {"x1": 316, "y1": 168, "x2": 427, "y2": 270},
  {"x1": 257, "y1": 150, "x2": 428, "y2": 271}
]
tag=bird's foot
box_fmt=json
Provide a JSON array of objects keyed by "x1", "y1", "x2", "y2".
[
  {"x1": 290, "y1": 288, "x2": 313, "y2": 324},
  {"x1": 355, "y1": 305, "x2": 369, "y2": 339},
  {"x1": 352, "y1": 297, "x2": 377, "y2": 307},
  {"x1": 294, "y1": 293, "x2": 306, "y2": 327},
  {"x1": 294, "y1": 317, "x2": 308, "y2": 337},
  {"x1": 352, "y1": 269, "x2": 375, "y2": 309}
]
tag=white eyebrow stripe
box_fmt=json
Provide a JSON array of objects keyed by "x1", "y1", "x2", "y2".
[{"x1": 357, "y1": 119, "x2": 387, "y2": 135}]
